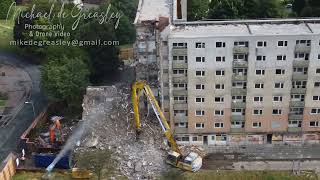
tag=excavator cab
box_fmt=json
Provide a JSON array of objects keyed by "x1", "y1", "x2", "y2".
[
  {"x1": 132, "y1": 81, "x2": 202, "y2": 172},
  {"x1": 166, "y1": 151, "x2": 202, "y2": 172}
]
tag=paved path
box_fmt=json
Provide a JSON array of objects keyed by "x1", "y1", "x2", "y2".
[{"x1": 0, "y1": 51, "x2": 47, "y2": 161}]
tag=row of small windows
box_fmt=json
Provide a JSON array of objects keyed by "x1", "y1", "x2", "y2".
[
  {"x1": 173, "y1": 53, "x2": 316, "y2": 62},
  {"x1": 191, "y1": 96, "x2": 320, "y2": 103},
  {"x1": 189, "y1": 121, "x2": 320, "y2": 129},
  {"x1": 189, "y1": 68, "x2": 320, "y2": 77},
  {"x1": 174, "y1": 108, "x2": 320, "y2": 116},
  {"x1": 173, "y1": 40, "x2": 314, "y2": 49},
  {"x1": 173, "y1": 81, "x2": 320, "y2": 90}
]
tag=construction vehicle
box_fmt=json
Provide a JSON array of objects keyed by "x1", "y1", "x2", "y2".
[{"x1": 132, "y1": 81, "x2": 202, "y2": 172}]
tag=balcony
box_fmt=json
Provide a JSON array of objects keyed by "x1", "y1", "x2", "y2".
[
  {"x1": 293, "y1": 60, "x2": 309, "y2": 68},
  {"x1": 174, "y1": 127, "x2": 188, "y2": 134},
  {"x1": 172, "y1": 76, "x2": 187, "y2": 83},
  {"x1": 172, "y1": 62, "x2": 188, "y2": 69},
  {"x1": 231, "y1": 88, "x2": 247, "y2": 95},
  {"x1": 288, "y1": 127, "x2": 302, "y2": 133},
  {"x1": 288, "y1": 114, "x2": 304, "y2": 120},
  {"x1": 172, "y1": 48, "x2": 187, "y2": 56},
  {"x1": 292, "y1": 74, "x2": 308, "y2": 81},
  {"x1": 230, "y1": 128, "x2": 245, "y2": 133},
  {"x1": 233, "y1": 47, "x2": 249, "y2": 54},
  {"x1": 295, "y1": 44, "x2": 311, "y2": 53},
  {"x1": 232, "y1": 74, "x2": 247, "y2": 81},
  {"x1": 291, "y1": 88, "x2": 306, "y2": 94},
  {"x1": 173, "y1": 103, "x2": 188, "y2": 110},
  {"x1": 231, "y1": 101, "x2": 246, "y2": 108},
  {"x1": 231, "y1": 115, "x2": 245, "y2": 121},
  {"x1": 174, "y1": 116, "x2": 188, "y2": 122},
  {"x1": 290, "y1": 101, "x2": 305, "y2": 107},
  {"x1": 173, "y1": 89, "x2": 188, "y2": 96},
  {"x1": 233, "y1": 61, "x2": 248, "y2": 68}
]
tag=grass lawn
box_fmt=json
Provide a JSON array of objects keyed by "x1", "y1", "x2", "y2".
[
  {"x1": 181, "y1": 170, "x2": 318, "y2": 180},
  {"x1": 0, "y1": 6, "x2": 26, "y2": 52},
  {"x1": 0, "y1": 19, "x2": 19, "y2": 53},
  {"x1": 13, "y1": 171, "x2": 72, "y2": 180}
]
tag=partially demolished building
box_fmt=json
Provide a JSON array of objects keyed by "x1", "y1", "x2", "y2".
[{"x1": 134, "y1": 0, "x2": 320, "y2": 146}]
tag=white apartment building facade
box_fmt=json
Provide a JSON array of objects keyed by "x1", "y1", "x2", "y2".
[
  {"x1": 134, "y1": 0, "x2": 320, "y2": 146},
  {"x1": 165, "y1": 21, "x2": 320, "y2": 145}
]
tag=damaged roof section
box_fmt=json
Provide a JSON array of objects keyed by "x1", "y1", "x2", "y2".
[{"x1": 134, "y1": 0, "x2": 171, "y2": 24}]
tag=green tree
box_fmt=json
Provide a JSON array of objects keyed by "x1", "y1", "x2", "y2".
[
  {"x1": 208, "y1": 0, "x2": 244, "y2": 19},
  {"x1": 41, "y1": 55, "x2": 90, "y2": 108},
  {"x1": 109, "y1": 0, "x2": 139, "y2": 21},
  {"x1": 293, "y1": 0, "x2": 306, "y2": 15},
  {"x1": 205, "y1": 0, "x2": 283, "y2": 20},
  {"x1": 0, "y1": 0, "x2": 13, "y2": 19},
  {"x1": 75, "y1": 149, "x2": 116, "y2": 180},
  {"x1": 187, "y1": 0, "x2": 210, "y2": 21},
  {"x1": 76, "y1": 20, "x2": 120, "y2": 83}
]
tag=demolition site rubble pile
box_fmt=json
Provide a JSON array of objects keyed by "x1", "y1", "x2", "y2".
[{"x1": 77, "y1": 85, "x2": 169, "y2": 179}]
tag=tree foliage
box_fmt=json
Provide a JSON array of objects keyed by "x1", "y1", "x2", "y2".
[
  {"x1": 188, "y1": 0, "x2": 284, "y2": 20},
  {"x1": 0, "y1": 0, "x2": 13, "y2": 19},
  {"x1": 293, "y1": 0, "x2": 320, "y2": 17},
  {"x1": 76, "y1": 18, "x2": 120, "y2": 83},
  {"x1": 75, "y1": 149, "x2": 115, "y2": 180},
  {"x1": 41, "y1": 55, "x2": 90, "y2": 106},
  {"x1": 187, "y1": 0, "x2": 210, "y2": 21}
]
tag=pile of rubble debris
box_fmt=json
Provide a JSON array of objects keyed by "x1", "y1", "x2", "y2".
[{"x1": 76, "y1": 85, "x2": 169, "y2": 179}]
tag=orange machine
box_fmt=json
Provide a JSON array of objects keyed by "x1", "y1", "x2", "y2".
[{"x1": 49, "y1": 116, "x2": 64, "y2": 144}]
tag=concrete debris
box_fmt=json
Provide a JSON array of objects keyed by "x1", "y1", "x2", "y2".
[{"x1": 76, "y1": 85, "x2": 169, "y2": 179}]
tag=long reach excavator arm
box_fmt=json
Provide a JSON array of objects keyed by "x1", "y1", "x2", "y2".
[
  {"x1": 131, "y1": 81, "x2": 202, "y2": 172},
  {"x1": 132, "y1": 81, "x2": 180, "y2": 153}
]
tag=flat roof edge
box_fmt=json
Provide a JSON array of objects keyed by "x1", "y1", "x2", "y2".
[{"x1": 173, "y1": 18, "x2": 320, "y2": 26}]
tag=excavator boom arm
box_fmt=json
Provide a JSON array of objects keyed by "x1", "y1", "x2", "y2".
[{"x1": 132, "y1": 81, "x2": 181, "y2": 154}]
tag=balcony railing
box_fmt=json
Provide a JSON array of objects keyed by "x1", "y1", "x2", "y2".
[
  {"x1": 233, "y1": 61, "x2": 248, "y2": 68},
  {"x1": 231, "y1": 115, "x2": 245, "y2": 121},
  {"x1": 231, "y1": 101, "x2": 246, "y2": 108},
  {"x1": 232, "y1": 74, "x2": 247, "y2": 81},
  {"x1": 233, "y1": 47, "x2": 249, "y2": 54},
  {"x1": 288, "y1": 114, "x2": 304, "y2": 120},
  {"x1": 290, "y1": 101, "x2": 305, "y2": 107},
  {"x1": 231, "y1": 88, "x2": 247, "y2": 95},
  {"x1": 291, "y1": 88, "x2": 307, "y2": 94},
  {"x1": 172, "y1": 76, "x2": 188, "y2": 83},
  {"x1": 288, "y1": 127, "x2": 302, "y2": 133},
  {"x1": 172, "y1": 62, "x2": 188, "y2": 69},
  {"x1": 295, "y1": 44, "x2": 311, "y2": 53},
  {"x1": 172, "y1": 48, "x2": 188, "y2": 56},
  {"x1": 292, "y1": 74, "x2": 308, "y2": 81},
  {"x1": 173, "y1": 89, "x2": 188, "y2": 96},
  {"x1": 174, "y1": 116, "x2": 188, "y2": 122},
  {"x1": 293, "y1": 60, "x2": 309, "y2": 67},
  {"x1": 173, "y1": 103, "x2": 188, "y2": 109},
  {"x1": 230, "y1": 128, "x2": 245, "y2": 133},
  {"x1": 174, "y1": 127, "x2": 188, "y2": 134}
]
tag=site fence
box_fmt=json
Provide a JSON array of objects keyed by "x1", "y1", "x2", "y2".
[{"x1": 0, "y1": 153, "x2": 17, "y2": 180}]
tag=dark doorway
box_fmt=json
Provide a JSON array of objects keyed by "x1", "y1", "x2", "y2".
[
  {"x1": 177, "y1": 0, "x2": 182, "y2": 19},
  {"x1": 203, "y1": 136, "x2": 208, "y2": 145},
  {"x1": 267, "y1": 134, "x2": 272, "y2": 144}
]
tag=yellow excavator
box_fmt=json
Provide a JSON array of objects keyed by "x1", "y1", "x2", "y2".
[{"x1": 132, "y1": 81, "x2": 202, "y2": 172}]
